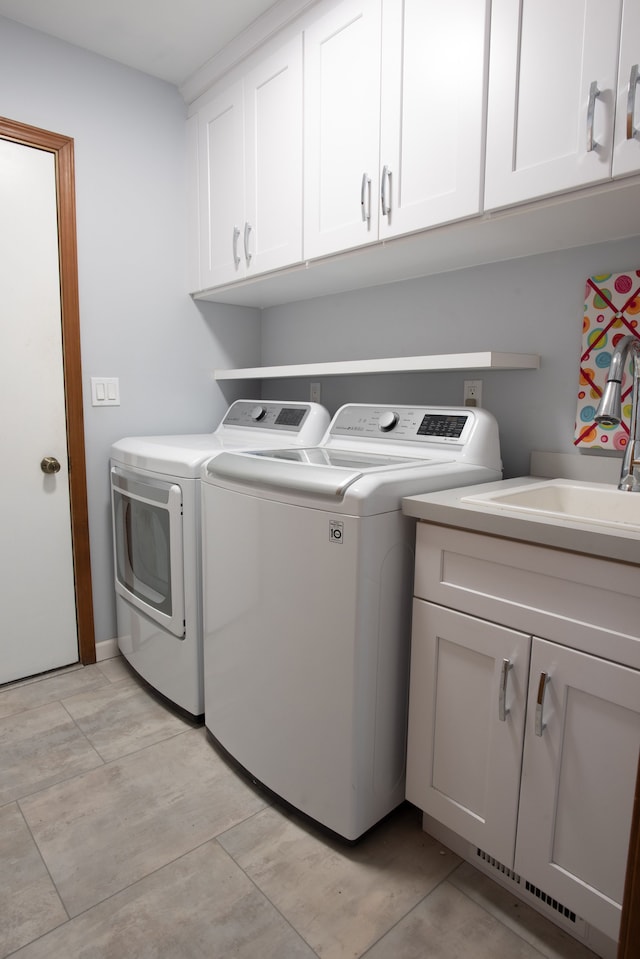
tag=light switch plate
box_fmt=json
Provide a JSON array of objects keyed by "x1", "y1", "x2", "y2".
[{"x1": 91, "y1": 377, "x2": 120, "y2": 406}]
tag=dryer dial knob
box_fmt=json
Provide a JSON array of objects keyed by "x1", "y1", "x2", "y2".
[
  {"x1": 378, "y1": 411, "x2": 399, "y2": 432},
  {"x1": 251, "y1": 405, "x2": 267, "y2": 422}
]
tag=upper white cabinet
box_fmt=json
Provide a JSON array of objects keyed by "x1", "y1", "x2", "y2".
[
  {"x1": 614, "y1": 0, "x2": 640, "y2": 177},
  {"x1": 303, "y1": 0, "x2": 383, "y2": 259},
  {"x1": 485, "y1": 0, "x2": 623, "y2": 209},
  {"x1": 186, "y1": 0, "x2": 640, "y2": 305},
  {"x1": 194, "y1": 35, "x2": 303, "y2": 290},
  {"x1": 378, "y1": 0, "x2": 489, "y2": 240},
  {"x1": 303, "y1": 0, "x2": 490, "y2": 259},
  {"x1": 196, "y1": 81, "x2": 244, "y2": 289}
]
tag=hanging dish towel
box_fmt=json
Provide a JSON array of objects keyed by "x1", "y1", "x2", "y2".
[{"x1": 575, "y1": 269, "x2": 640, "y2": 449}]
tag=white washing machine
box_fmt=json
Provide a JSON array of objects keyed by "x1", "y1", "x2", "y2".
[
  {"x1": 201, "y1": 404, "x2": 503, "y2": 840},
  {"x1": 110, "y1": 400, "x2": 329, "y2": 719}
]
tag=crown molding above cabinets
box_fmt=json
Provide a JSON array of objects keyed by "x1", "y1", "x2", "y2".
[{"x1": 180, "y1": 0, "x2": 320, "y2": 104}]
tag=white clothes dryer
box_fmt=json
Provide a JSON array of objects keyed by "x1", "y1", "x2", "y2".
[
  {"x1": 110, "y1": 400, "x2": 329, "y2": 719},
  {"x1": 201, "y1": 404, "x2": 502, "y2": 840}
]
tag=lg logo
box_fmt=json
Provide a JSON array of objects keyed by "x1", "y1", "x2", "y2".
[{"x1": 329, "y1": 520, "x2": 344, "y2": 544}]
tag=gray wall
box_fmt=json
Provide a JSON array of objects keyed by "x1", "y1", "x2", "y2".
[
  {"x1": 261, "y1": 237, "x2": 640, "y2": 478},
  {"x1": 0, "y1": 17, "x2": 261, "y2": 643},
  {"x1": 3, "y1": 13, "x2": 640, "y2": 647}
]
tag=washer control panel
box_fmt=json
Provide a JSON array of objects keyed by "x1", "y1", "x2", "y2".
[{"x1": 330, "y1": 405, "x2": 475, "y2": 445}]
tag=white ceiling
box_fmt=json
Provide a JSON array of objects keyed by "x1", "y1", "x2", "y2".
[{"x1": 0, "y1": 0, "x2": 282, "y2": 87}]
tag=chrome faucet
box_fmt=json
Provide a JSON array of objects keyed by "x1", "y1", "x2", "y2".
[{"x1": 594, "y1": 334, "x2": 640, "y2": 491}]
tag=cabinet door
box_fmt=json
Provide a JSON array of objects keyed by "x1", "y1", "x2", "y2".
[
  {"x1": 613, "y1": 0, "x2": 640, "y2": 177},
  {"x1": 304, "y1": 0, "x2": 382, "y2": 259},
  {"x1": 379, "y1": 0, "x2": 489, "y2": 238},
  {"x1": 198, "y1": 82, "x2": 245, "y2": 288},
  {"x1": 406, "y1": 601, "x2": 531, "y2": 867},
  {"x1": 485, "y1": 0, "x2": 622, "y2": 210},
  {"x1": 244, "y1": 36, "x2": 303, "y2": 277},
  {"x1": 515, "y1": 637, "x2": 640, "y2": 942},
  {"x1": 186, "y1": 114, "x2": 200, "y2": 293}
]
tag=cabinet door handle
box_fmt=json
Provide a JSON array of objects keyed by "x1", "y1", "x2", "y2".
[
  {"x1": 535, "y1": 672, "x2": 550, "y2": 737},
  {"x1": 627, "y1": 64, "x2": 639, "y2": 140},
  {"x1": 361, "y1": 173, "x2": 371, "y2": 224},
  {"x1": 244, "y1": 222, "x2": 252, "y2": 266},
  {"x1": 381, "y1": 165, "x2": 391, "y2": 217},
  {"x1": 498, "y1": 658, "x2": 513, "y2": 722},
  {"x1": 232, "y1": 226, "x2": 241, "y2": 269},
  {"x1": 586, "y1": 80, "x2": 601, "y2": 152}
]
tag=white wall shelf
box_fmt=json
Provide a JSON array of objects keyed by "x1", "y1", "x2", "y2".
[{"x1": 214, "y1": 351, "x2": 540, "y2": 380}]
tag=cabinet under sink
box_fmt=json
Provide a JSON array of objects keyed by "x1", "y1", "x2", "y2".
[{"x1": 405, "y1": 523, "x2": 640, "y2": 957}]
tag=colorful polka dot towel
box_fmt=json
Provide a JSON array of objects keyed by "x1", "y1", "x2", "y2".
[{"x1": 575, "y1": 269, "x2": 640, "y2": 449}]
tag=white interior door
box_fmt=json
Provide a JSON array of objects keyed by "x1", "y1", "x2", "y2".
[{"x1": 0, "y1": 137, "x2": 78, "y2": 683}]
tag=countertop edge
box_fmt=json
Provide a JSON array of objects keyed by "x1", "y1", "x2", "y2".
[{"x1": 402, "y1": 476, "x2": 640, "y2": 567}]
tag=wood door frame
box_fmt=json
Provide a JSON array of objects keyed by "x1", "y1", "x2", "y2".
[
  {"x1": 1, "y1": 115, "x2": 95, "y2": 666},
  {"x1": 618, "y1": 751, "x2": 640, "y2": 958}
]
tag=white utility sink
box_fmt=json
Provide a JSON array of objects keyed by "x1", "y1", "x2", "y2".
[{"x1": 463, "y1": 478, "x2": 640, "y2": 532}]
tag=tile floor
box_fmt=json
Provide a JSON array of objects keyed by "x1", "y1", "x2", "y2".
[{"x1": 0, "y1": 658, "x2": 601, "y2": 959}]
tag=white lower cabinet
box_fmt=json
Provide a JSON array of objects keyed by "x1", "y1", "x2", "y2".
[
  {"x1": 406, "y1": 602, "x2": 530, "y2": 866},
  {"x1": 515, "y1": 637, "x2": 640, "y2": 940},
  {"x1": 406, "y1": 524, "x2": 640, "y2": 946}
]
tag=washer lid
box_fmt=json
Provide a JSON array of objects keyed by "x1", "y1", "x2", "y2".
[{"x1": 204, "y1": 448, "x2": 433, "y2": 499}]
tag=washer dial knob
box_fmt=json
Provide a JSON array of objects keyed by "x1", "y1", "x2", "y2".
[
  {"x1": 251, "y1": 405, "x2": 267, "y2": 422},
  {"x1": 378, "y1": 411, "x2": 399, "y2": 432}
]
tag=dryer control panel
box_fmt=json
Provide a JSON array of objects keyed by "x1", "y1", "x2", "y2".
[{"x1": 221, "y1": 400, "x2": 328, "y2": 435}]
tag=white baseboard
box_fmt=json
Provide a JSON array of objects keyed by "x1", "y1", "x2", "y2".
[{"x1": 95, "y1": 638, "x2": 120, "y2": 662}]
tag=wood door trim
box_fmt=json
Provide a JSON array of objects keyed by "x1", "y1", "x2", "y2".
[
  {"x1": 0, "y1": 116, "x2": 96, "y2": 665},
  {"x1": 618, "y1": 751, "x2": 640, "y2": 959}
]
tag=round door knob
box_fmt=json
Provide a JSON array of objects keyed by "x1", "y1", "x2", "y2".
[
  {"x1": 251, "y1": 405, "x2": 267, "y2": 422},
  {"x1": 378, "y1": 411, "x2": 399, "y2": 432},
  {"x1": 41, "y1": 456, "x2": 61, "y2": 474}
]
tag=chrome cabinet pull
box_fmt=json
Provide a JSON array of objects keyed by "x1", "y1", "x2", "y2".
[
  {"x1": 244, "y1": 222, "x2": 252, "y2": 266},
  {"x1": 535, "y1": 672, "x2": 550, "y2": 737},
  {"x1": 381, "y1": 165, "x2": 391, "y2": 217},
  {"x1": 360, "y1": 173, "x2": 371, "y2": 224},
  {"x1": 627, "y1": 64, "x2": 639, "y2": 140},
  {"x1": 586, "y1": 80, "x2": 601, "y2": 152},
  {"x1": 498, "y1": 658, "x2": 513, "y2": 722},
  {"x1": 232, "y1": 226, "x2": 241, "y2": 269}
]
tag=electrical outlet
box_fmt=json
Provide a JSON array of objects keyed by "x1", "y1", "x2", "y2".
[
  {"x1": 310, "y1": 382, "x2": 321, "y2": 404},
  {"x1": 463, "y1": 379, "x2": 482, "y2": 408}
]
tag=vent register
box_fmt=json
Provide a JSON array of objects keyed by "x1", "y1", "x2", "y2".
[{"x1": 475, "y1": 847, "x2": 587, "y2": 936}]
